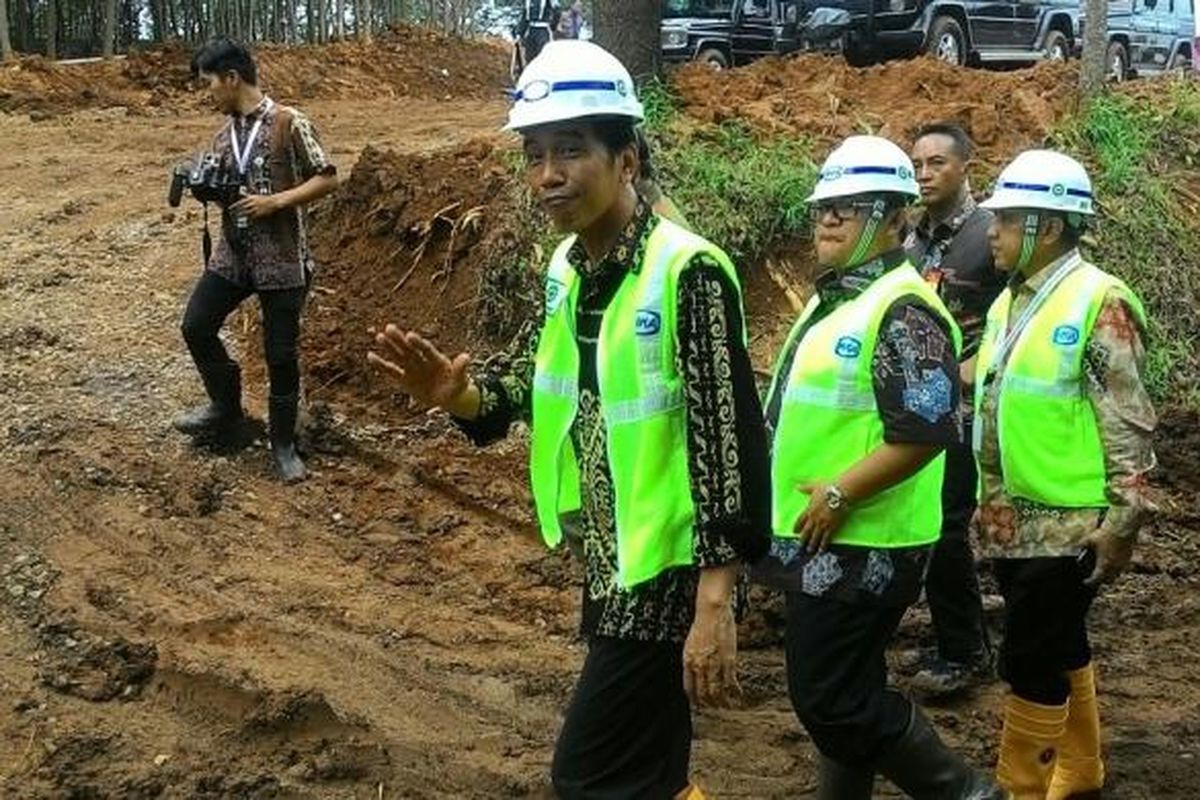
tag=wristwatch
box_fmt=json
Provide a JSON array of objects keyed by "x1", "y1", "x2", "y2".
[{"x1": 824, "y1": 484, "x2": 847, "y2": 511}]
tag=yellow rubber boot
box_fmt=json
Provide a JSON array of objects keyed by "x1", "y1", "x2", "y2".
[
  {"x1": 996, "y1": 694, "x2": 1069, "y2": 799},
  {"x1": 1047, "y1": 664, "x2": 1105, "y2": 799},
  {"x1": 675, "y1": 785, "x2": 707, "y2": 800}
]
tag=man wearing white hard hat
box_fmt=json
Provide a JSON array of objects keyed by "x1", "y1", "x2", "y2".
[
  {"x1": 370, "y1": 40, "x2": 771, "y2": 799},
  {"x1": 756, "y1": 134, "x2": 1006, "y2": 798},
  {"x1": 974, "y1": 150, "x2": 1156, "y2": 799}
]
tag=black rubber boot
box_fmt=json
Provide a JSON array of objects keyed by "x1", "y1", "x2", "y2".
[
  {"x1": 174, "y1": 361, "x2": 244, "y2": 435},
  {"x1": 876, "y1": 704, "x2": 1010, "y2": 800},
  {"x1": 268, "y1": 393, "x2": 307, "y2": 483},
  {"x1": 816, "y1": 754, "x2": 874, "y2": 800}
]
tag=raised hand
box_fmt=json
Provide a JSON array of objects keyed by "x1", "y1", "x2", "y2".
[{"x1": 367, "y1": 324, "x2": 475, "y2": 413}]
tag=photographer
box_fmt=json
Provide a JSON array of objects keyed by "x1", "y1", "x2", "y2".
[{"x1": 173, "y1": 37, "x2": 338, "y2": 483}]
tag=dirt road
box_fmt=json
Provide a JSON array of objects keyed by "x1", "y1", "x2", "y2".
[{"x1": 1, "y1": 93, "x2": 1198, "y2": 799}]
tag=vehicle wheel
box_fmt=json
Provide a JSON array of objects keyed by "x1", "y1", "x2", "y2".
[
  {"x1": 1106, "y1": 41, "x2": 1129, "y2": 81},
  {"x1": 696, "y1": 47, "x2": 730, "y2": 70},
  {"x1": 926, "y1": 16, "x2": 967, "y2": 67},
  {"x1": 1168, "y1": 49, "x2": 1192, "y2": 74},
  {"x1": 1044, "y1": 29, "x2": 1070, "y2": 62}
]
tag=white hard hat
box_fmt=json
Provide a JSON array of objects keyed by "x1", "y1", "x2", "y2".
[
  {"x1": 807, "y1": 135, "x2": 920, "y2": 203},
  {"x1": 505, "y1": 40, "x2": 644, "y2": 132},
  {"x1": 981, "y1": 150, "x2": 1095, "y2": 215}
]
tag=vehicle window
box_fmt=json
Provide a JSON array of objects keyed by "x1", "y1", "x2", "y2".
[
  {"x1": 663, "y1": 0, "x2": 735, "y2": 18},
  {"x1": 742, "y1": 0, "x2": 771, "y2": 17}
]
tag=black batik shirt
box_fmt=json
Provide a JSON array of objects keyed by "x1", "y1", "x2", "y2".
[
  {"x1": 753, "y1": 251, "x2": 961, "y2": 606},
  {"x1": 456, "y1": 202, "x2": 771, "y2": 642}
]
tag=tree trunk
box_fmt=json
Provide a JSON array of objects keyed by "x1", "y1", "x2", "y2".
[
  {"x1": 335, "y1": 0, "x2": 343, "y2": 39},
  {"x1": 355, "y1": 0, "x2": 369, "y2": 40},
  {"x1": 0, "y1": 0, "x2": 14, "y2": 60},
  {"x1": 102, "y1": 0, "x2": 117, "y2": 57},
  {"x1": 1079, "y1": 0, "x2": 1109, "y2": 98},
  {"x1": 592, "y1": 0, "x2": 660, "y2": 81},
  {"x1": 44, "y1": 0, "x2": 55, "y2": 58}
]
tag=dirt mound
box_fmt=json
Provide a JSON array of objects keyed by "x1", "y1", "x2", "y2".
[
  {"x1": 673, "y1": 54, "x2": 1078, "y2": 171},
  {"x1": 0, "y1": 25, "x2": 510, "y2": 116},
  {"x1": 297, "y1": 139, "x2": 539, "y2": 423}
]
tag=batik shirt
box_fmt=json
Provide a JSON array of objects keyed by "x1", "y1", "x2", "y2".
[
  {"x1": 206, "y1": 95, "x2": 336, "y2": 290},
  {"x1": 456, "y1": 202, "x2": 771, "y2": 642},
  {"x1": 753, "y1": 251, "x2": 961, "y2": 606}
]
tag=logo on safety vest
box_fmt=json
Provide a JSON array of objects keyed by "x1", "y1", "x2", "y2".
[
  {"x1": 1052, "y1": 324, "x2": 1080, "y2": 346},
  {"x1": 834, "y1": 336, "x2": 862, "y2": 358},
  {"x1": 545, "y1": 278, "x2": 567, "y2": 315},
  {"x1": 635, "y1": 310, "x2": 661, "y2": 336}
]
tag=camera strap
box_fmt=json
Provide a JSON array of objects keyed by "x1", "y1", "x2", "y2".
[
  {"x1": 229, "y1": 98, "x2": 274, "y2": 177},
  {"x1": 202, "y1": 204, "x2": 213, "y2": 266}
]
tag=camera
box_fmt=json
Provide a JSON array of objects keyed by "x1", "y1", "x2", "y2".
[{"x1": 168, "y1": 153, "x2": 245, "y2": 209}]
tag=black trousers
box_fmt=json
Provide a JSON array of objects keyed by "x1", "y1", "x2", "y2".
[
  {"x1": 995, "y1": 557, "x2": 1097, "y2": 706},
  {"x1": 785, "y1": 592, "x2": 913, "y2": 767},
  {"x1": 181, "y1": 270, "x2": 307, "y2": 397},
  {"x1": 925, "y1": 434, "x2": 989, "y2": 662},
  {"x1": 523, "y1": 25, "x2": 552, "y2": 63},
  {"x1": 551, "y1": 637, "x2": 691, "y2": 800}
]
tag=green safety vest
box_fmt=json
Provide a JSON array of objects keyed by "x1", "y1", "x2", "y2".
[
  {"x1": 973, "y1": 257, "x2": 1147, "y2": 507},
  {"x1": 768, "y1": 262, "x2": 962, "y2": 547},
  {"x1": 529, "y1": 218, "x2": 743, "y2": 589}
]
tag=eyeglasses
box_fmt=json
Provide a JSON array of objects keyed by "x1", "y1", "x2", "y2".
[{"x1": 808, "y1": 200, "x2": 883, "y2": 224}]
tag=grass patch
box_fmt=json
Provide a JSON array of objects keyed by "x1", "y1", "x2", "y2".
[
  {"x1": 642, "y1": 79, "x2": 819, "y2": 264},
  {"x1": 1053, "y1": 82, "x2": 1200, "y2": 407}
]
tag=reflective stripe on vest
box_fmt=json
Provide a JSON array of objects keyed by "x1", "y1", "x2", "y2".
[
  {"x1": 769, "y1": 262, "x2": 962, "y2": 548},
  {"x1": 529, "y1": 218, "x2": 744, "y2": 588},
  {"x1": 974, "y1": 258, "x2": 1147, "y2": 507}
]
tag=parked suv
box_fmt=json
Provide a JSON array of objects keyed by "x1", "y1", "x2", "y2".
[
  {"x1": 661, "y1": 0, "x2": 806, "y2": 68},
  {"x1": 1103, "y1": 0, "x2": 1194, "y2": 79},
  {"x1": 833, "y1": 0, "x2": 1080, "y2": 67},
  {"x1": 661, "y1": 0, "x2": 1078, "y2": 69}
]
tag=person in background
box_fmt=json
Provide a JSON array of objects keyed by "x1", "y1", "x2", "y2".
[
  {"x1": 559, "y1": 0, "x2": 586, "y2": 39},
  {"x1": 904, "y1": 122, "x2": 1005, "y2": 696},
  {"x1": 174, "y1": 37, "x2": 338, "y2": 483},
  {"x1": 515, "y1": 0, "x2": 558, "y2": 66}
]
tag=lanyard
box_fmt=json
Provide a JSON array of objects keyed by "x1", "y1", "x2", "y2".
[
  {"x1": 230, "y1": 98, "x2": 273, "y2": 177},
  {"x1": 991, "y1": 250, "x2": 1082, "y2": 376},
  {"x1": 974, "y1": 250, "x2": 1081, "y2": 451}
]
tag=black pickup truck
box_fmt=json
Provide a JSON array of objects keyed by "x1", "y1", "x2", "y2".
[{"x1": 660, "y1": 0, "x2": 1080, "y2": 68}]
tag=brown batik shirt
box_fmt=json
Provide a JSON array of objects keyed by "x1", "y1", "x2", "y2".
[
  {"x1": 976, "y1": 251, "x2": 1158, "y2": 559},
  {"x1": 206, "y1": 95, "x2": 336, "y2": 291},
  {"x1": 455, "y1": 202, "x2": 772, "y2": 643}
]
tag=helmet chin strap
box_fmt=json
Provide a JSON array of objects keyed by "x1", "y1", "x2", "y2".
[
  {"x1": 1016, "y1": 211, "x2": 1041, "y2": 272},
  {"x1": 844, "y1": 198, "x2": 888, "y2": 268}
]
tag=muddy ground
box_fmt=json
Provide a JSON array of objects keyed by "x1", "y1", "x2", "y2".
[{"x1": 1, "y1": 48, "x2": 1199, "y2": 799}]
